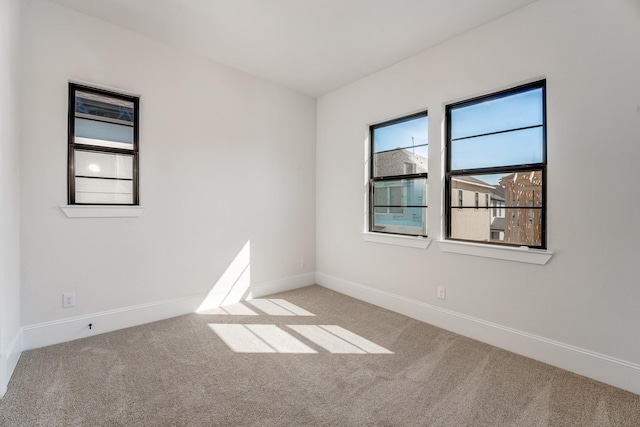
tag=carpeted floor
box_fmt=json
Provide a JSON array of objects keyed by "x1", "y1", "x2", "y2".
[{"x1": 1, "y1": 285, "x2": 639, "y2": 426}]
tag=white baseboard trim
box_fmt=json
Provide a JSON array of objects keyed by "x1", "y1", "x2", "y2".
[
  {"x1": 0, "y1": 329, "x2": 23, "y2": 398},
  {"x1": 315, "y1": 272, "x2": 640, "y2": 396},
  {"x1": 22, "y1": 272, "x2": 315, "y2": 352}
]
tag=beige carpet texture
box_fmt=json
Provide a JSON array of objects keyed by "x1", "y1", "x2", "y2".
[{"x1": 1, "y1": 285, "x2": 639, "y2": 426}]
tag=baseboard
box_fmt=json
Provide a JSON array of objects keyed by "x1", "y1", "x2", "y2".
[
  {"x1": 315, "y1": 272, "x2": 640, "y2": 396},
  {"x1": 21, "y1": 272, "x2": 315, "y2": 352},
  {"x1": 0, "y1": 329, "x2": 23, "y2": 398}
]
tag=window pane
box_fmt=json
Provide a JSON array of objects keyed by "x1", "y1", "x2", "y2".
[
  {"x1": 372, "y1": 178, "x2": 427, "y2": 207},
  {"x1": 451, "y1": 171, "x2": 542, "y2": 207},
  {"x1": 497, "y1": 171, "x2": 543, "y2": 207},
  {"x1": 75, "y1": 177, "x2": 133, "y2": 204},
  {"x1": 373, "y1": 145, "x2": 427, "y2": 177},
  {"x1": 450, "y1": 204, "x2": 542, "y2": 246},
  {"x1": 497, "y1": 208, "x2": 542, "y2": 246},
  {"x1": 75, "y1": 150, "x2": 133, "y2": 180},
  {"x1": 450, "y1": 207, "x2": 492, "y2": 242},
  {"x1": 75, "y1": 91, "x2": 134, "y2": 123},
  {"x1": 371, "y1": 178, "x2": 427, "y2": 236},
  {"x1": 449, "y1": 171, "x2": 543, "y2": 245},
  {"x1": 450, "y1": 88, "x2": 543, "y2": 140},
  {"x1": 75, "y1": 117, "x2": 134, "y2": 148},
  {"x1": 451, "y1": 176, "x2": 494, "y2": 208},
  {"x1": 373, "y1": 115, "x2": 428, "y2": 154},
  {"x1": 450, "y1": 127, "x2": 543, "y2": 170},
  {"x1": 372, "y1": 207, "x2": 426, "y2": 236}
]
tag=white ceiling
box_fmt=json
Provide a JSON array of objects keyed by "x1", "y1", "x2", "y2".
[{"x1": 48, "y1": 0, "x2": 537, "y2": 97}]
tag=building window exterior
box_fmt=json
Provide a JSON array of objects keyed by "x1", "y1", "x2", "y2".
[
  {"x1": 370, "y1": 111, "x2": 428, "y2": 236},
  {"x1": 68, "y1": 83, "x2": 139, "y2": 205},
  {"x1": 445, "y1": 80, "x2": 546, "y2": 248}
]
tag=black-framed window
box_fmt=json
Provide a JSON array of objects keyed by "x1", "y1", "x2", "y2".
[
  {"x1": 68, "y1": 83, "x2": 139, "y2": 205},
  {"x1": 445, "y1": 80, "x2": 546, "y2": 248},
  {"x1": 370, "y1": 111, "x2": 428, "y2": 237}
]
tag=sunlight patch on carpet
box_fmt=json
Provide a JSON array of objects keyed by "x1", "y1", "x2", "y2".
[
  {"x1": 208, "y1": 324, "x2": 316, "y2": 353},
  {"x1": 208, "y1": 323, "x2": 392, "y2": 354},
  {"x1": 197, "y1": 302, "x2": 258, "y2": 316},
  {"x1": 288, "y1": 325, "x2": 393, "y2": 354},
  {"x1": 246, "y1": 299, "x2": 316, "y2": 316}
]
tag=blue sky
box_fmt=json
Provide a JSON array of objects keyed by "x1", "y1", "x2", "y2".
[
  {"x1": 372, "y1": 87, "x2": 543, "y2": 186},
  {"x1": 373, "y1": 115, "x2": 428, "y2": 154}
]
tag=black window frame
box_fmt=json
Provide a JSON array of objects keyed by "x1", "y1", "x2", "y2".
[
  {"x1": 369, "y1": 111, "x2": 428, "y2": 237},
  {"x1": 445, "y1": 80, "x2": 547, "y2": 249},
  {"x1": 68, "y1": 83, "x2": 140, "y2": 205}
]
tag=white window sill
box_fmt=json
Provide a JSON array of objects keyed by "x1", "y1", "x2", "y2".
[
  {"x1": 60, "y1": 205, "x2": 144, "y2": 218},
  {"x1": 437, "y1": 240, "x2": 552, "y2": 265},
  {"x1": 362, "y1": 232, "x2": 431, "y2": 249}
]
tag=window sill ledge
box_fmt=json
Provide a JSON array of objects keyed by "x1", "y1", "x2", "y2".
[
  {"x1": 362, "y1": 232, "x2": 431, "y2": 249},
  {"x1": 437, "y1": 240, "x2": 552, "y2": 265},
  {"x1": 60, "y1": 205, "x2": 144, "y2": 218}
]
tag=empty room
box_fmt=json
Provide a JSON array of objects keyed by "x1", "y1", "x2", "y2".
[{"x1": 1, "y1": 0, "x2": 639, "y2": 425}]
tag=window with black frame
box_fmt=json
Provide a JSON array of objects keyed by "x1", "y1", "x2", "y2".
[
  {"x1": 68, "y1": 83, "x2": 139, "y2": 205},
  {"x1": 370, "y1": 112, "x2": 428, "y2": 237},
  {"x1": 446, "y1": 80, "x2": 546, "y2": 248}
]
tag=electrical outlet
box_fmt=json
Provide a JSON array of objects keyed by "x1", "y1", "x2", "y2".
[
  {"x1": 437, "y1": 287, "x2": 446, "y2": 300},
  {"x1": 63, "y1": 292, "x2": 76, "y2": 308}
]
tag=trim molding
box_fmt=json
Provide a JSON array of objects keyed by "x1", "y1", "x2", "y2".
[
  {"x1": 60, "y1": 205, "x2": 145, "y2": 218},
  {"x1": 437, "y1": 240, "x2": 552, "y2": 265},
  {"x1": 362, "y1": 232, "x2": 431, "y2": 249},
  {"x1": 21, "y1": 272, "x2": 315, "y2": 351},
  {"x1": 315, "y1": 271, "x2": 640, "y2": 396},
  {"x1": 0, "y1": 329, "x2": 23, "y2": 398}
]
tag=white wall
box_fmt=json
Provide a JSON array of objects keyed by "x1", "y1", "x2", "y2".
[
  {"x1": 0, "y1": 0, "x2": 23, "y2": 397},
  {"x1": 19, "y1": 0, "x2": 316, "y2": 345},
  {"x1": 316, "y1": 0, "x2": 640, "y2": 394}
]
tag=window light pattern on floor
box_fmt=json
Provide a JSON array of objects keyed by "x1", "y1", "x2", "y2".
[
  {"x1": 205, "y1": 297, "x2": 393, "y2": 354},
  {"x1": 288, "y1": 325, "x2": 393, "y2": 354},
  {"x1": 208, "y1": 324, "x2": 317, "y2": 353},
  {"x1": 246, "y1": 299, "x2": 316, "y2": 316},
  {"x1": 200, "y1": 299, "x2": 316, "y2": 316},
  {"x1": 208, "y1": 323, "x2": 393, "y2": 354}
]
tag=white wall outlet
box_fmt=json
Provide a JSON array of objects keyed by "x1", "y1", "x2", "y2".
[
  {"x1": 437, "y1": 287, "x2": 446, "y2": 300},
  {"x1": 63, "y1": 292, "x2": 76, "y2": 308}
]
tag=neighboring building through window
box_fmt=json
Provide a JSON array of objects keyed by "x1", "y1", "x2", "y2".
[
  {"x1": 370, "y1": 112, "x2": 428, "y2": 236},
  {"x1": 445, "y1": 80, "x2": 546, "y2": 248},
  {"x1": 68, "y1": 83, "x2": 139, "y2": 205}
]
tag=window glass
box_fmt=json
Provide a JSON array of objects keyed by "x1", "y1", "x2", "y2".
[
  {"x1": 75, "y1": 178, "x2": 133, "y2": 204},
  {"x1": 450, "y1": 88, "x2": 543, "y2": 140},
  {"x1": 450, "y1": 127, "x2": 543, "y2": 170},
  {"x1": 74, "y1": 151, "x2": 133, "y2": 180},
  {"x1": 373, "y1": 115, "x2": 427, "y2": 178},
  {"x1": 75, "y1": 118, "x2": 134, "y2": 147},
  {"x1": 69, "y1": 83, "x2": 139, "y2": 205},
  {"x1": 446, "y1": 81, "x2": 546, "y2": 248},
  {"x1": 369, "y1": 112, "x2": 428, "y2": 237}
]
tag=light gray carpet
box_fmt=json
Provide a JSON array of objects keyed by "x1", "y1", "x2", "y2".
[{"x1": 1, "y1": 285, "x2": 639, "y2": 426}]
